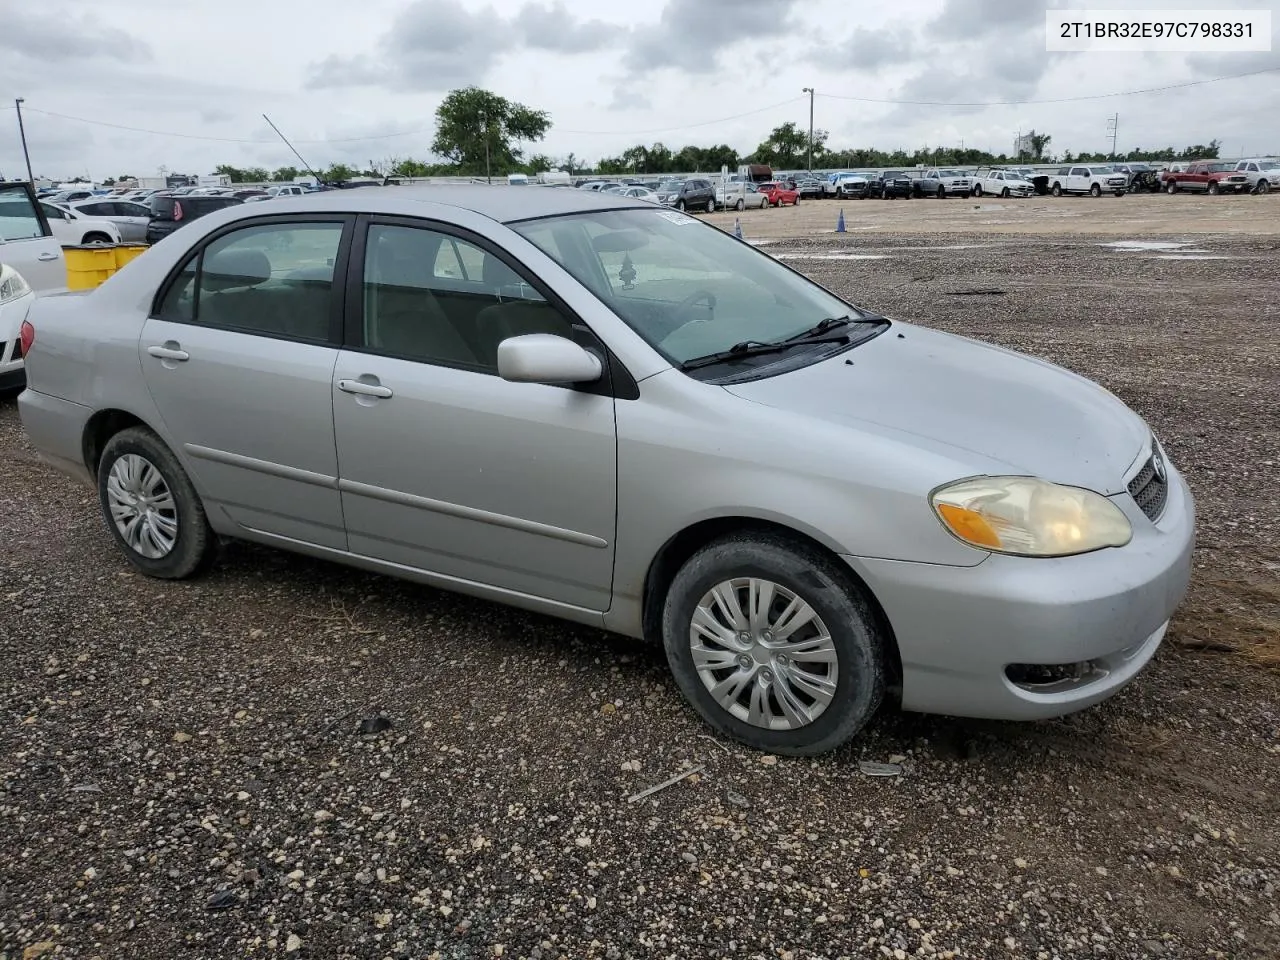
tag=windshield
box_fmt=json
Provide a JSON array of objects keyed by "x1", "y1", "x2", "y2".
[
  {"x1": 1208, "y1": 162, "x2": 1233, "y2": 172},
  {"x1": 658, "y1": 180, "x2": 684, "y2": 192},
  {"x1": 511, "y1": 208, "x2": 865, "y2": 368},
  {"x1": 1258, "y1": 161, "x2": 1279, "y2": 170},
  {"x1": 1088, "y1": 166, "x2": 1114, "y2": 174},
  {"x1": 936, "y1": 169, "x2": 961, "y2": 177}
]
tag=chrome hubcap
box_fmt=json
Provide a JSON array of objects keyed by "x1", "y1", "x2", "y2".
[
  {"x1": 689, "y1": 578, "x2": 838, "y2": 731},
  {"x1": 106, "y1": 454, "x2": 178, "y2": 559}
]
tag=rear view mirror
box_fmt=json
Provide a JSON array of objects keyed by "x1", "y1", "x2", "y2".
[
  {"x1": 497, "y1": 334, "x2": 602, "y2": 384},
  {"x1": 591, "y1": 229, "x2": 649, "y2": 253}
]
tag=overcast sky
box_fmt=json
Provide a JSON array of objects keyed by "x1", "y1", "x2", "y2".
[{"x1": 1, "y1": 0, "x2": 1277, "y2": 180}]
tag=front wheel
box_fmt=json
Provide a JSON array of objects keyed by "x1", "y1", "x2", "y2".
[
  {"x1": 1166, "y1": 181, "x2": 1178, "y2": 194},
  {"x1": 1051, "y1": 183, "x2": 1063, "y2": 197},
  {"x1": 661, "y1": 534, "x2": 886, "y2": 756},
  {"x1": 1208, "y1": 182, "x2": 1219, "y2": 195},
  {"x1": 1000, "y1": 187, "x2": 1010, "y2": 198},
  {"x1": 936, "y1": 186, "x2": 946, "y2": 199},
  {"x1": 1115, "y1": 191, "x2": 1126, "y2": 197},
  {"x1": 97, "y1": 427, "x2": 217, "y2": 579},
  {"x1": 83, "y1": 232, "x2": 113, "y2": 245},
  {"x1": 972, "y1": 184, "x2": 983, "y2": 197},
  {"x1": 676, "y1": 199, "x2": 686, "y2": 211},
  {"x1": 706, "y1": 198, "x2": 716, "y2": 213},
  {"x1": 1258, "y1": 180, "x2": 1270, "y2": 194},
  {"x1": 1089, "y1": 183, "x2": 1102, "y2": 197},
  {"x1": 735, "y1": 198, "x2": 744, "y2": 211}
]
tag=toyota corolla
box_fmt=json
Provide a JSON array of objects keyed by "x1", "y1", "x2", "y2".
[{"x1": 16, "y1": 187, "x2": 1194, "y2": 755}]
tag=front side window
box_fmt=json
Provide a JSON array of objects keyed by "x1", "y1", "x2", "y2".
[
  {"x1": 512, "y1": 208, "x2": 873, "y2": 370},
  {"x1": 156, "y1": 221, "x2": 343, "y2": 340},
  {"x1": 361, "y1": 224, "x2": 572, "y2": 372}
]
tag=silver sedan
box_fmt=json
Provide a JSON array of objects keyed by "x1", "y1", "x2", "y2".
[{"x1": 17, "y1": 187, "x2": 1194, "y2": 755}]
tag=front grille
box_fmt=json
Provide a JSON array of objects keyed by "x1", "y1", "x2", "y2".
[{"x1": 1127, "y1": 452, "x2": 1169, "y2": 521}]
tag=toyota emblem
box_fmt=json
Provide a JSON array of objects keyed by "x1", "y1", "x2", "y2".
[{"x1": 1151, "y1": 450, "x2": 1166, "y2": 482}]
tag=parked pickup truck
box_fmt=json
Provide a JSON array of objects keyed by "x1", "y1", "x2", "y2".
[
  {"x1": 1233, "y1": 158, "x2": 1280, "y2": 194},
  {"x1": 1049, "y1": 166, "x2": 1128, "y2": 197},
  {"x1": 1164, "y1": 161, "x2": 1250, "y2": 195},
  {"x1": 913, "y1": 168, "x2": 973, "y2": 198}
]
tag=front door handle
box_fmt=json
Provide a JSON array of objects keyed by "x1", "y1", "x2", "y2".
[
  {"x1": 37, "y1": 252, "x2": 59, "y2": 261},
  {"x1": 338, "y1": 378, "x2": 393, "y2": 399},
  {"x1": 147, "y1": 343, "x2": 189, "y2": 361}
]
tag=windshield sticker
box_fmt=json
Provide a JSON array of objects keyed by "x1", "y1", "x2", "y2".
[{"x1": 655, "y1": 210, "x2": 697, "y2": 226}]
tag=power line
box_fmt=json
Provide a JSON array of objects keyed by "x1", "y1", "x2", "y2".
[
  {"x1": 557, "y1": 97, "x2": 807, "y2": 135},
  {"x1": 816, "y1": 66, "x2": 1280, "y2": 106}
]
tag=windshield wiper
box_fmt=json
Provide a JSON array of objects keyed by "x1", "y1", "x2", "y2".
[
  {"x1": 678, "y1": 335, "x2": 851, "y2": 371},
  {"x1": 783, "y1": 312, "x2": 885, "y2": 342}
]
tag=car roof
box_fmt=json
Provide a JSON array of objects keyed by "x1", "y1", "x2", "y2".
[{"x1": 220, "y1": 184, "x2": 653, "y2": 223}]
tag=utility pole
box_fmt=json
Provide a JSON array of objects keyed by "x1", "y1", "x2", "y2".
[
  {"x1": 14, "y1": 98, "x2": 35, "y2": 187},
  {"x1": 1107, "y1": 113, "x2": 1119, "y2": 160},
  {"x1": 801, "y1": 87, "x2": 815, "y2": 172}
]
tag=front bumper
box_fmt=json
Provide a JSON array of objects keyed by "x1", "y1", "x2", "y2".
[{"x1": 846, "y1": 463, "x2": 1195, "y2": 721}]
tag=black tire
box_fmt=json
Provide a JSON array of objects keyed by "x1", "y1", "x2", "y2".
[
  {"x1": 676, "y1": 199, "x2": 686, "y2": 211},
  {"x1": 1089, "y1": 183, "x2": 1102, "y2": 198},
  {"x1": 1000, "y1": 187, "x2": 1010, "y2": 198},
  {"x1": 1207, "y1": 182, "x2": 1219, "y2": 195},
  {"x1": 1258, "y1": 180, "x2": 1270, "y2": 195},
  {"x1": 1166, "y1": 180, "x2": 1177, "y2": 194},
  {"x1": 936, "y1": 186, "x2": 946, "y2": 199},
  {"x1": 972, "y1": 184, "x2": 983, "y2": 197},
  {"x1": 1115, "y1": 191, "x2": 1125, "y2": 197},
  {"x1": 735, "y1": 198, "x2": 744, "y2": 211},
  {"x1": 83, "y1": 232, "x2": 113, "y2": 244},
  {"x1": 661, "y1": 533, "x2": 885, "y2": 756},
  {"x1": 1051, "y1": 183, "x2": 1063, "y2": 197},
  {"x1": 706, "y1": 198, "x2": 716, "y2": 213},
  {"x1": 97, "y1": 426, "x2": 217, "y2": 579}
]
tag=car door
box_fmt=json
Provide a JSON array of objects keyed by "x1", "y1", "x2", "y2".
[
  {"x1": 0, "y1": 182, "x2": 66, "y2": 294},
  {"x1": 331, "y1": 217, "x2": 619, "y2": 612},
  {"x1": 139, "y1": 215, "x2": 353, "y2": 550},
  {"x1": 108, "y1": 201, "x2": 151, "y2": 242}
]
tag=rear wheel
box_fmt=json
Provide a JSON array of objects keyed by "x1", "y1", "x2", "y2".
[
  {"x1": 1089, "y1": 183, "x2": 1102, "y2": 198},
  {"x1": 83, "y1": 232, "x2": 113, "y2": 244},
  {"x1": 97, "y1": 427, "x2": 217, "y2": 580},
  {"x1": 661, "y1": 533, "x2": 886, "y2": 756},
  {"x1": 972, "y1": 183, "x2": 983, "y2": 197}
]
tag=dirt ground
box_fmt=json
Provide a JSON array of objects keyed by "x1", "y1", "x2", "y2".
[
  {"x1": 704, "y1": 190, "x2": 1280, "y2": 237},
  {"x1": 1, "y1": 202, "x2": 1278, "y2": 960}
]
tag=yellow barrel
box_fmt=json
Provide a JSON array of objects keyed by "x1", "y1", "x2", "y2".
[
  {"x1": 63, "y1": 245, "x2": 119, "y2": 291},
  {"x1": 112, "y1": 244, "x2": 149, "y2": 270}
]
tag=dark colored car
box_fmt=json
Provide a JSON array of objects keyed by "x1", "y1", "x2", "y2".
[
  {"x1": 656, "y1": 178, "x2": 717, "y2": 212},
  {"x1": 146, "y1": 194, "x2": 243, "y2": 244},
  {"x1": 1112, "y1": 163, "x2": 1162, "y2": 192},
  {"x1": 879, "y1": 171, "x2": 914, "y2": 199}
]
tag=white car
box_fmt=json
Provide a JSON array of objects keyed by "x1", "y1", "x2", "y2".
[
  {"x1": 1234, "y1": 158, "x2": 1280, "y2": 194},
  {"x1": 716, "y1": 182, "x2": 769, "y2": 210},
  {"x1": 915, "y1": 169, "x2": 974, "y2": 198},
  {"x1": 267, "y1": 185, "x2": 308, "y2": 198},
  {"x1": 68, "y1": 198, "x2": 152, "y2": 243},
  {"x1": 0, "y1": 263, "x2": 36, "y2": 392},
  {"x1": 831, "y1": 173, "x2": 870, "y2": 199},
  {"x1": 972, "y1": 169, "x2": 1035, "y2": 198},
  {"x1": 620, "y1": 187, "x2": 663, "y2": 203},
  {"x1": 39, "y1": 201, "x2": 122, "y2": 245},
  {"x1": 1, "y1": 181, "x2": 68, "y2": 295},
  {"x1": 1049, "y1": 166, "x2": 1128, "y2": 197}
]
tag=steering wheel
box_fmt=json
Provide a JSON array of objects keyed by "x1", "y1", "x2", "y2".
[{"x1": 675, "y1": 289, "x2": 717, "y2": 324}]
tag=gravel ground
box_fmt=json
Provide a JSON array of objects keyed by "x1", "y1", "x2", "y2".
[{"x1": 1, "y1": 228, "x2": 1278, "y2": 960}]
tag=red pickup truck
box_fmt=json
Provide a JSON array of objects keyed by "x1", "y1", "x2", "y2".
[{"x1": 1164, "y1": 161, "x2": 1251, "y2": 195}]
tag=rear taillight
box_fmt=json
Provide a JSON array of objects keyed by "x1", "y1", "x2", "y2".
[
  {"x1": 173, "y1": 201, "x2": 184, "y2": 221},
  {"x1": 19, "y1": 320, "x2": 35, "y2": 358}
]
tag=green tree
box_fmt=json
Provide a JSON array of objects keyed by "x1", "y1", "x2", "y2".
[
  {"x1": 1029, "y1": 132, "x2": 1052, "y2": 160},
  {"x1": 244, "y1": 167, "x2": 271, "y2": 182},
  {"x1": 563, "y1": 152, "x2": 578, "y2": 176},
  {"x1": 214, "y1": 164, "x2": 247, "y2": 182},
  {"x1": 431, "y1": 86, "x2": 551, "y2": 176},
  {"x1": 748, "y1": 122, "x2": 812, "y2": 167},
  {"x1": 272, "y1": 166, "x2": 300, "y2": 182},
  {"x1": 392, "y1": 158, "x2": 434, "y2": 177},
  {"x1": 320, "y1": 162, "x2": 356, "y2": 182},
  {"x1": 525, "y1": 154, "x2": 553, "y2": 174}
]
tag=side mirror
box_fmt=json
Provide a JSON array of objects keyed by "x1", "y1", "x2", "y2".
[{"x1": 497, "y1": 334, "x2": 602, "y2": 385}]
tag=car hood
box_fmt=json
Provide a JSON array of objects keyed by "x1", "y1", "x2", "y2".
[{"x1": 723, "y1": 323, "x2": 1150, "y2": 495}]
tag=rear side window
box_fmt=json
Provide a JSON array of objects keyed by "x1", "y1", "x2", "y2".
[{"x1": 154, "y1": 221, "x2": 344, "y2": 341}]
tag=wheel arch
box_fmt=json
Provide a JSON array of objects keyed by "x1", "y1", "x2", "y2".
[
  {"x1": 639, "y1": 515, "x2": 903, "y2": 693},
  {"x1": 82, "y1": 408, "x2": 156, "y2": 475}
]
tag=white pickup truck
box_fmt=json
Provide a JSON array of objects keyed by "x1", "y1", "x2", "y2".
[
  {"x1": 913, "y1": 168, "x2": 974, "y2": 198},
  {"x1": 1048, "y1": 165, "x2": 1128, "y2": 197},
  {"x1": 1234, "y1": 158, "x2": 1280, "y2": 194}
]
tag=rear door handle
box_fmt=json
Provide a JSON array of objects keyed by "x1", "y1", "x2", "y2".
[
  {"x1": 338, "y1": 378, "x2": 393, "y2": 399},
  {"x1": 147, "y1": 344, "x2": 189, "y2": 361},
  {"x1": 37, "y1": 252, "x2": 59, "y2": 261}
]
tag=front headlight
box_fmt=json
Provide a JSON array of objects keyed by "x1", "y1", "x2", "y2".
[
  {"x1": 931, "y1": 476, "x2": 1132, "y2": 557},
  {"x1": 0, "y1": 264, "x2": 33, "y2": 305}
]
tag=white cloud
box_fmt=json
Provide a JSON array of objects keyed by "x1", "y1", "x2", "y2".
[{"x1": 1, "y1": 0, "x2": 1277, "y2": 180}]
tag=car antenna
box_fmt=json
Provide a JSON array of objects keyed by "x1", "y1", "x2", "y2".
[{"x1": 262, "y1": 113, "x2": 327, "y2": 187}]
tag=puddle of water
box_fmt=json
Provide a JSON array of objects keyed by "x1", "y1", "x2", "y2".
[
  {"x1": 1148, "y1": 254, "x2": 1231, "y2": 260},
  {"x1": 1101, "y1": 240, "x2": 1192, "y2": 251},
  {"x1": 775, "y1": 253, "x2": 891, "y2": 261}
]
